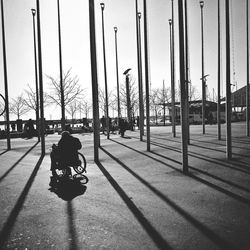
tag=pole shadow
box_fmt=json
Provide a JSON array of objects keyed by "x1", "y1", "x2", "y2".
[
  {"x1": 151, "y1": 151, "x2": 250, "y2": 193},
  {"x1": 150, "y1": 140, "x2": 250, "y2": 174},
  {"x1": 0, "y1": 142, "x2": 39, "y2": 183},
  {"x1": 95, "y1": 157, "x2": 172, "y2": 250},
  {"x1": 99, "y1": 146, "x2": 235, "y2": 250},
  {"x1": 0, "y1": 154, "x2": 44, "y2": 249},
  {"x1": 109, "y1": 139, "x2": 250, "y2": 206},
  {"x1": 0, "y1": 149, "x2": 8, "y2": 156},
  {"x1": 67, "y1": 201, "x2": 80, "y2": 250}
]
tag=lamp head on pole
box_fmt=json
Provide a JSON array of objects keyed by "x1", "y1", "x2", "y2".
[
  {"x1": 168, "y1": 19, "x2": 172, "y2": 25},
  {"x1": 138, "y1": 12, "x2": 141, "y2": 19},
  {"x1": 199, "y1": 1, "x2": 204, "y2": 8},
  {"x1": 31, "y1": 8, "x2": 36, "y2": 16},
  {"x1": 123, "y1": 68, "x2": 131, "y2": 75},
  {"x1": 100, "y1": 3, "x2": 105, "y2": 10},
  {"x1": 114, "y1": 26, "x2": 118, "y2": 33}
]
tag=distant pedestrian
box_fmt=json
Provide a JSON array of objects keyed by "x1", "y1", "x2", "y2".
[
  {"x1": 100, "y1": 116, "x2": 106, "y2": 134},
  {"x1": 136, "y1": 116, "x2": 139, "y2": 129},
  {"x1": 208, "y1": 112, "x2": 213, "y2": 125},
  {"x1": 25, "y1": 119, "x2": 35, "y2": 138},
  {"x1": 119, "y1": 118, "x2": 126, "y2": 137}
]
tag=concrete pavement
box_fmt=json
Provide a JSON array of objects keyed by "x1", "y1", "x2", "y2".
[{"x1": 0, "y1": 122, "x2": 250, "y2": 249}]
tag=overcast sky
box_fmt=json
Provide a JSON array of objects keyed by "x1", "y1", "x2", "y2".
[{"x1": 0, "y1": 0, "x2": 248, "y2": 120}]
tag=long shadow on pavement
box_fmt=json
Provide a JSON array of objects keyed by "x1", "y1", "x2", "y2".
[
  {"x1": 150, "y1": 140, "x2": 250, "y2": 174},
  {"x1": 109, "y1": 139, "x2": 250, "y2": 206},
  {"x1": 190, "y1": 138, "x2": 247, "y2": 151},
  {"x1": 151, "y1": 135, "x2": 250, "y2": 159},
  {"x1": 151, "y1": 151, "x2": 250, "y2": 193},
  {"x1": 96, "y1": 156, "x2": 172, "y2": 250},
  {"x1": 0, "y1": 149, "x2": 8, "y2": 156},
  {"x1": 0, "y1": 142, "x2": 39, "y2": 183},
  {"x1": 67, "y1": 201, "x2": 80, "y2": 250},
  {"x1": 100, "y1": 146, "x2": 235, "y2": 250},
  {"x1": 0, "y1": 154, "x2": 44, "y2": 249}
]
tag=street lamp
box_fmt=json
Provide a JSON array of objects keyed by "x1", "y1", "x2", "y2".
[
  {"x1": 170, "y1": 0, "x2": 176, "y2": 137},
  {"x1": 1, "y1": 0, "x2": 10, "y2": 150},
  {"x1": 217, "y1": 0, "x2": 221, "y2": 140},
  {"x1": 137, "y1": 11, "x2": 144, "y2": 140},
  {"x1": 89, "y1": 0, "x2": 100, "y2": 162},
  {"x1": 143, "y1": 0, "x2": 150, "y2": 151},
  {"x1": 246, "y1": 0, "x2": 250, "y2": 137},
  {"x1": 57, "y1": 0, "x2": 65, "y2": 131},
  {"x1": 136, "y1": 0, "x2": 144, "y2": 141},
  {"x1": 100, "y1": 2, "x2": 110, "y2": 139},
  {"x1": 36, "y1": 0, "x2": 45, "y2": 155},
  {"x1": 31, "y1": 8, "x2": 40, "y2": 142},
  {"x1": 169, "y1": 18, "x2": 175, "y2": 134},
  {"x1": 114, "y1": 26, "x2": 121, "y2": 120},
  {"x1": 123, "y1": 68, "x2": 132, "y2": 128},
  {"x1": 200, "y1": 0, "x2": 206, "y2": 134}
]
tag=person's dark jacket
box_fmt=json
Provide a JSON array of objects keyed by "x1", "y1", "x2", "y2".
[{"x1": 58, "y1": 134, "x2": 82, "y2": 164}]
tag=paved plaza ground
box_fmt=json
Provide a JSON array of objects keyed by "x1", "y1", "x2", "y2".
[{"x1": 0, "y1": 122, "x2": 249, "y2": 250}]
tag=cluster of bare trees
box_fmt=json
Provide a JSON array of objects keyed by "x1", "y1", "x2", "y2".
[
  {"x1": 9, "y1": 68, "x2": 202, "y2": 122},
  {"x1": 9, "y1": 69, "x2": 91, "y2": 121}
]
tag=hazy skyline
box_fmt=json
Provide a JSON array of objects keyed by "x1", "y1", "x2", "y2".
[{"x1": 0, "y1": 0, "x2": 248, "y2": 120}]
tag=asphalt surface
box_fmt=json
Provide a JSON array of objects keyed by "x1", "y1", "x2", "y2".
[{"x1": 0, "y1": 122, "x2": 250, "y2": 250}]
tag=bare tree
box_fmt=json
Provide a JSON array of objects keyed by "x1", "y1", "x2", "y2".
[
  {"x1": 66, "y1": 101, "x2": 78, "y2": 126},
  {"x1": 24, "y1": 84, "x2": 50, "y2": 113},
  {"x1": 10, "y1": 94, "x2": 30, "y2": 119},
  {"x1": 189, "y1": 84, "x2": 201, "y2": 101},
  {"x1": 150, "y1": 88, "x2": 161, "y2": 123},
  {"x1": 80, "y1": 100, "x2": 92, "y2": 119},
  {"x1": 109, "y1": 92, "x2": 118, "y2": 118},
  {"x1": 98, "y1": 88, "x2": 114, "y2": 116},
  {"x1": 151, "y1": 86, "x2": 171, "y2": 124},
  {"x1": 46, "y1": 68, "x2": 84, "y2": 111}
]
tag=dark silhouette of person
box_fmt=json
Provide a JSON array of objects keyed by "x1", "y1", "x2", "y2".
[
  {"x1": 208, "y1": 112, "x2": 213, "y2": 125},
  {"x1": 100, "y1": 116, "x2": 106, "y2": 134},
  {"x1": 119, "y1": 118, "x2": 126, "y2": 137},
  {"x1": 136, "y1": 116, "x2": 140, "y2": 129},
  {"x1": 25, "y1": 119, "x2": 35, "y2": 138},
  {"x1": 50, "y1": 131, "x2": 82, "y2": 176}
]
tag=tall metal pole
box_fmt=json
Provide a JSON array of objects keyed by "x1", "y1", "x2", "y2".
[
  {"x1": 114, "y1": 27, "x2": 121, "y2": 119},
  {"x1": 143, "y1": 0, "x2": 150, "y2": 152},
  {"x1": 200, "y1": 1, "x2": 206, "y2": 134},
  {"x1": 178, "y1": 0, "x2": 188, "y2": 173},
  {"x1": 184, "y1": 0, "x2": 190, "y2": 144},
  {"x1": 217, "y1": 0, "x2": 221, "y2": 140},
  {"x1": 171, "y1": 0, "x2": 176, "y2": 137},
  {"x1": 100, "y1": 3, "x2": 110, "y2": 139},
  {"x1": 163, "y1": 80, "x2": 166, "y2": 125},
  {"x1": 36, "y1": 0, "x2": 45, "y2": 156},
  {"x1": 135, "y1": 0, "x2": 144, "y2": 141},
  {"x1": 1, "y1": 0, "x2": 10, "y2": 150},
  {"x1": 169, "y1": 19, "x2": 175, "y2": 132},
  {"x1": 138, "y1": 12, "x2": 145, "y2": 139},
  {"x1": 31, "y1": 9, "x2": 40, "y2": 142},
  {"x1": 125, "y1": 73, "x2": 132, "y2": 124},
  {"x1": 247, "y1": 0, "x2": 250, "y2": 137},
  {"x1": 57, "y1": 0, "x2": 65, "y2": 131},
  {"x1": 89, "y1": 0, "x2": 100, "y2": 162},
  {"x1": 225, "y1": 0, "x2": 232, "y2": 159}
]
